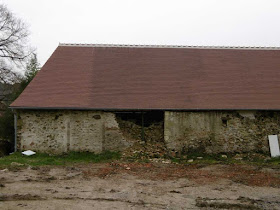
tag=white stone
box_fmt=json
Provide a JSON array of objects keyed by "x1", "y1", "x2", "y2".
[{"x1": 22, "y1": 150, "x2": 36, "y2": 156}]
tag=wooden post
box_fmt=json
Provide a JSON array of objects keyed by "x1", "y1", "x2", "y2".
[{"x1": 141, "y1": 112, "x2": 145, "y2": 142}]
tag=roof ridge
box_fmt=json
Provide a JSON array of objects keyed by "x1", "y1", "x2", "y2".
[{"x1": 59, "y1": 43, "x2": 280, "y2": 50}]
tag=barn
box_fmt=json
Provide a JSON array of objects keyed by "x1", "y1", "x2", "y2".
[{"x1": 10, "y1": 44, "x2": 280, "y2": 154}]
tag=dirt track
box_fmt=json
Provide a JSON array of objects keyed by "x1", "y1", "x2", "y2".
[{"x1": 0, "y1": 162, "x2": 280, "y2": 209}]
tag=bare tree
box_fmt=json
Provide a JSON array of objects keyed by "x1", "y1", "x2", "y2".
[{"x1": 0, "y1": 4, "x2": 31, "y2": 84}]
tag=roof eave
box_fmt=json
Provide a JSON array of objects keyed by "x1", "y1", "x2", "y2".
[{"x1": 9, "y1": 106, "x2": 280, "y2": 111}]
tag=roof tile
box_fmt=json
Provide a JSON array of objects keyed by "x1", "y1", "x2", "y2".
[{"x1": 10, "y1": 45, "x2": 280, "y2": 110}]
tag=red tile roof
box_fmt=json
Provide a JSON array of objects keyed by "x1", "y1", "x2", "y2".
[{"x1": 10, "y1": 44, "x2": 280, "y2": 110}]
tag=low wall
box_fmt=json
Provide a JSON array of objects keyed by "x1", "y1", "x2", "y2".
[
  {"x1": 17, "y1": 110, "x2": 130, "y2": 154},
  {"x1": 164, "y1": 111, "x2": 280, "y2": 154}
]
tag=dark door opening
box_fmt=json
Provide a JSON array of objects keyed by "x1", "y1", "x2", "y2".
[{"x1": 115, "y1": 111, "x2": 164, "y2": 143}]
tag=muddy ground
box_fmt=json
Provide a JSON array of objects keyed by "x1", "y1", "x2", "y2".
[{"x1": 0, "y1": 162, "x2": 280, "y2": 209}]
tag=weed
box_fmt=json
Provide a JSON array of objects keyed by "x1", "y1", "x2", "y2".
[{"x1": 0, "y1": 151, "x2": 121, "y2": 169}]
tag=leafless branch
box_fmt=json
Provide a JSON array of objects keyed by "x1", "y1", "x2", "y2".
[{"x1": 0, "y1": 4, "x2": 31, "y2": 84}]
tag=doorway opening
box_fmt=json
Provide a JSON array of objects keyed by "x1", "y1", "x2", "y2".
[{"x1": 115, "y1": 111, "x2": 164, "y2": 143}]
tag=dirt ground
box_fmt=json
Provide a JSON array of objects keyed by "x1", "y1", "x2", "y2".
[{"x1": 0, "y1": 162, "x2": 280, "y2": 209}]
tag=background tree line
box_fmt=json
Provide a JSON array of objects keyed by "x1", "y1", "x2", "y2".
[{"x1": 0, "y1": 4, "x2": 39, "y2": 156}]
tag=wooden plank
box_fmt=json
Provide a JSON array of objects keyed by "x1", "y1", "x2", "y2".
[{"x1": 268, "y1": 135, "x2": 280, "y2": 157}]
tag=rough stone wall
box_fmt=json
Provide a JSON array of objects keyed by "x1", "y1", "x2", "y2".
[
  {"x1": 116, "y1": 118, "x2": 164, "y2": 143},
  {"x1": 17, "y1": 110, "x2": 129, "y2": 154},
  {"x1": 17, "y1": 109, "x2": 280, "y2": 155},
  {"x1": 103, "y1": 113, "x2": 132, "y2": 151},
  {"x1": 164, "y1": 111, "x2": 280, "y2": 154}
]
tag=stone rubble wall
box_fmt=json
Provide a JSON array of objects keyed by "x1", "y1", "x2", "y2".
[
  {"x1": 116, "y1": 118, "x2": 164, "y2": 143},
  {"x1": 164, "y1": 111, "x2": 280, "y2": 154},
  {"x1": 17, "y1": 110, "x2": 130, "y2": 154},
  {"x1": 17, "y1": 110, "x2": 280, "y2": 155}
]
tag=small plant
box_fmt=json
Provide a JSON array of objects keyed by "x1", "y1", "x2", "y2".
[{"x1": 0, "y1": 151, "x2": 121, "y2": 169}]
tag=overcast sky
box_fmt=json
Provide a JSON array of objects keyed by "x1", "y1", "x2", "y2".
[{"x1": 1, "y1": 0, "x2": 280, "y2": 65}]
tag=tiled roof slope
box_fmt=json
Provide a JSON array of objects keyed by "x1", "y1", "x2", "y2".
[{"x1": 10, "y1": 44, "x2": 280, "y2": 110}]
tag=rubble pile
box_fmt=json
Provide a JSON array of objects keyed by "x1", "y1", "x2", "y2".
[{"x1": 116, "y1": 118, "x2": 167, "y2": 159}]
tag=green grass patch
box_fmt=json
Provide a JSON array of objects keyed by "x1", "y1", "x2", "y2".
[
  {"x1": 169, "y1": 152, "x2": 280, "y2": 166},
  {"x1": 0, "y1": 151, "x2": 121, "y2": 169},
  {"x1": 1, "y1": 151, "x2": 279, "y2": 169},
  {"x1": 266, "y1": 156, "x2": 280, "y2": 165}
]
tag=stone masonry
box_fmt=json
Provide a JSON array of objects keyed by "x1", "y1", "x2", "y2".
[
  {"x1": 17, "y1": 110, "x2": 130, "y2": 154},
  {"x1": 16, "y1": 110, "x2": 280, "y2": 154},
  {"x1": 164, "y1": 111, "x2": 280, "y2": 154}
]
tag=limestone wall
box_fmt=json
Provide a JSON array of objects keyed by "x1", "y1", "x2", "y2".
[
  {"x1": 17, "y1": 110, "x2": 280, "y2": 154},
  {"x1": 17, "y1": 110, "x2": 130, "y2": 154},
  {"x1": 164, "y1": 111, "x2": 280, "y2": 154}
]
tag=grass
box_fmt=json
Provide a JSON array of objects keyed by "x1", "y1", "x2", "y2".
[
  {"x1": 169, "y1": 152, "x2": 280, "y2": 166},
  {"x1": 0, "y1": 151, "x2": 279, "y2": 169},
  {"x1": 266, "y1": 156, "x2": 280, "y2": 165},
  {"x1": 120, "y1": 150, "x2": 280, "y2": 166},
  {"x1": 0, "y1": 151, "x2": 121, "y2": 169}
]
